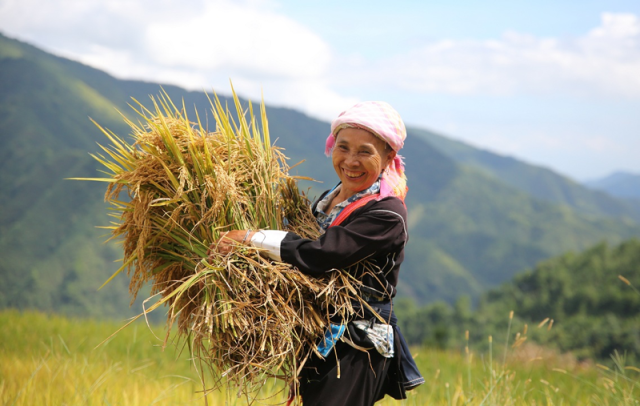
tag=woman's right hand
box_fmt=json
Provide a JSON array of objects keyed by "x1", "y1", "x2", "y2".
[{"x1": 209, "y1": 230, "x2": 256, "y2": 256}]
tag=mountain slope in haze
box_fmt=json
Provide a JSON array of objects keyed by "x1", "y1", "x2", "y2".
[
  {"x1": 2, "y1": 33, "x2": 640, "y2": 318},
  {"x1": 413, "y1": 128, "x2": 640, "y2": 223},
  {"x1": 400, "y1": 160, "x2": 640, "y2": 303},
  {"x1": 585, "y1": 171, "x2": 640, "y2": 200},
  {"x1": 0, "y1": 34, "x2": 156, "y2": 319}
]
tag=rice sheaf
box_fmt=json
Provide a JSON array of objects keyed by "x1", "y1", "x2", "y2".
[{"x1": 78, "y1": 88, "x2": 375, "y2": 399}]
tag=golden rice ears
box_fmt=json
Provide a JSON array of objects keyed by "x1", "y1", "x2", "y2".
[{"x1": 78, "y1": 87, "x2": 372, "y2": 400}]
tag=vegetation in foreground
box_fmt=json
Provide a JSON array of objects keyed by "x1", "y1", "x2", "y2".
[
  {"x1": 2, "y1": 310, "x2": 639, "y2": 405},
  {"x1": 397, "y1": 239, "x2": 640, "y2": 364}
]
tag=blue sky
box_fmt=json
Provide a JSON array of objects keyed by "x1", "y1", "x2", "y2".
[
  {"x1": 1, "y1": 0, "x2": 638, "y2": 180},
  {"x1": 282, "y1": 1, "x2": 633, "y2": 44}
]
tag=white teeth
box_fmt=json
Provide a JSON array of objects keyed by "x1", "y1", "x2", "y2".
[{"x1": 344, "y1": 170, "x2": 364, "y2": 178}]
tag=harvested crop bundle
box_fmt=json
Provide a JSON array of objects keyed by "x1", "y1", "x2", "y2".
[{"x1": 79, "y1": 89, "x2": 365, "y2": 399}]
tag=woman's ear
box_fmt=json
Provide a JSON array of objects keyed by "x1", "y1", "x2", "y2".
[{"x1": 385, "y1": 149, "x2": 397, "y2": 168}]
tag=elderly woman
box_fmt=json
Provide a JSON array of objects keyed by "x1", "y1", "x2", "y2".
[{"x1": 217, "y1": 101, "x2": 423, "y2": 405}]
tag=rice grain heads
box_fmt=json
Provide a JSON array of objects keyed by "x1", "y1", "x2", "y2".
[{"x1": 76, "y1": 89, "x2": 362, "y2": 400}]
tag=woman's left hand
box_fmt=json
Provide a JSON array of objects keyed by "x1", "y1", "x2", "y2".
[{"x1": 209, "y1": 230, "x2": 255, "y2": 256}]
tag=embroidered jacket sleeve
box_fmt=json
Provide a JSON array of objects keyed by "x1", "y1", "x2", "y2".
[{"x1": 280, "y1": 197, "x2": 407, "y2": 278}]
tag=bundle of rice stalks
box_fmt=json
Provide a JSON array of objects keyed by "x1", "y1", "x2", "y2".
[{"x1": 77, "y1": 89, "x2": 365, "y2": 399}]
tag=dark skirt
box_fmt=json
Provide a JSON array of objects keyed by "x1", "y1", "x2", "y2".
[{"x1": 299, "y1": 341, "x2": 392, "y2": 406}]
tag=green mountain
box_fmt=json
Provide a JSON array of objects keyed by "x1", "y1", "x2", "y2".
[
  {"x1": 2, "y1": 33, "x2": 640, "y2": 319},
  {"x1": 586, "y1": 171, "x2": 640, "y2": 200},
  {"x1": 414, "y1": 128, "x2": 640, "y2": 223},
  {"x1": 478, "y1": 238, "x2": 640, "y2": 361},
  {"x1": 397, "y1": 238, "x2": 640, "y2": 361}
]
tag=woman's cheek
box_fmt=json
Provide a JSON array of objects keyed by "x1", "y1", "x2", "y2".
[{"x1": 369, "y1": 155, "x2": 382, "y2": 170}]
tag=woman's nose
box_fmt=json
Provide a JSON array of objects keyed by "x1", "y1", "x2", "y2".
[{"x1": 345, "y1": 152, "x2": 360, "y2": 166}]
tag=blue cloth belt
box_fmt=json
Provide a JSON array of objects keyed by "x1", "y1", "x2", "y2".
[{"x1": 317, "y1": 323, "x2": 346, "y2": 357}]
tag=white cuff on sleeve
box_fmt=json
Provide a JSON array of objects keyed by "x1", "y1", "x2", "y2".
[{"x1": 250, "y1": 230, "x2": 288, "y2": 261}]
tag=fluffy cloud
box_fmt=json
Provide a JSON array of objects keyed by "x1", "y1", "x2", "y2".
[
  {"x1": 1, "y1": 2, "x2": 638, "y2": 155},
  {"x1": 363, "y1": 13, "x2": 640, "y2": 99},
  {"x1": 0, "y1": 0, "x2": 353, "y2": 120},
  {"x1": 3, "y1": 0, "x2": 639, "y2": 112},
  {"x1": 144, "y1": 2, "x2": 330, "y2": 79}
]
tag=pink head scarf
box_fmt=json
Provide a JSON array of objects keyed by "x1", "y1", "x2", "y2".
[{"x1": 325, "y1": 101, "x2": 408, "y2": 200}]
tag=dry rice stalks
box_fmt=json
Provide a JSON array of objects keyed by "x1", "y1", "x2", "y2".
[{"x1": 76, "y1": 88, "x2": 365, "y2": 400}]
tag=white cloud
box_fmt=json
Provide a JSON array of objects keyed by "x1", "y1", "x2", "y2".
[
  {"x1": 3, "y1": 0, "x2": 638, "y2": 117},
  {"x1": 354, "y1": 13, "x2": 640, "y2": 99},
  {"x1": 0, "y1": 0, "x2": 354, "y2": 121},
  {"x1": 144, "y1": 2, "x2": 330, "y2": 79},
  {"x1": 1, "y1": 2, "x2": 639, "y2": 179}
]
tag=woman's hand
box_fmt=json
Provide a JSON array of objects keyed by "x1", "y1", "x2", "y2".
[{"x1": 209, "y1": 230, "x2": 256, "y2": 256}]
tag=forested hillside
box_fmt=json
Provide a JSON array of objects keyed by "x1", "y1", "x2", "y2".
[
  {"x1": 398, "y1": 238, "x2": 640, "y2": 361},
  {"x1": 2, "y1": 32, "x2": 640, "y2": 319}
]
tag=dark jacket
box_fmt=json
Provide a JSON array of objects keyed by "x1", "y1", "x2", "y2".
[
  {"x1": 281, "y1": 190, "x2": 423, "y2": 401},
  {"x1": 281, "y1": 191, "x2": 407, "y2": 298}
]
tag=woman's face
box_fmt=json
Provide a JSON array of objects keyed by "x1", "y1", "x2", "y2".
[{"x1": 332, "y1": 127, "x2": 396, "y2": 197}]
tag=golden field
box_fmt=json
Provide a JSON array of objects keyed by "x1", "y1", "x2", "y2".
[{"x1": 1, "y1": 310, "x2": 638, "y2": 405}]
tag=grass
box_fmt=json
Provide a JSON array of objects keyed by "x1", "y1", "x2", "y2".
[
  {"x1": 2, "y1": 309, "x2": 639, "y2": 405},
  {"x1": 0, "y1": 309, "x2": 287, "y2": 405}
]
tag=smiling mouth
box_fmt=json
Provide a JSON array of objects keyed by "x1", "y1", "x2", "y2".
[{"x1": 343, "y1": 169, "x2": 365, "y2": 179}]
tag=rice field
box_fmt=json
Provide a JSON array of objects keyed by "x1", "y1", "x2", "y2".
[{"x1": 2, "y1": 309, "x2": 638, "y2": 405}]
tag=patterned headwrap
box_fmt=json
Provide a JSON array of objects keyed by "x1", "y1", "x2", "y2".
[{"x1": 325, "y1": 101, "x2": 408, "y2": 200}]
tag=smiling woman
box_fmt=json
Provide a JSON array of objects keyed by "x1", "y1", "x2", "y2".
[
  {"x1": 216, "y1": 101, "x2": 423, "y2": 406},
  {"x1": 328, "y1": 127, "x2": 396, "y2": 212}
]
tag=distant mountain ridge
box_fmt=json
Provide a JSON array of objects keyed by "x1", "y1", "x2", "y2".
[
  {"x1": 413, "y1": 129, "x2": 640, "y2": 223},
  {"x1": 2, "y1": 32, "x2": 640, "y2": 319},
  {"x1": 585, "y1": 171, "x2": 640, "y2": 200}
]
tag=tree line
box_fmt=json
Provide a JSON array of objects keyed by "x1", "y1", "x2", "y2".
[{"x1": 395, "y1": 238, "x2": 640, "y2": 362}]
